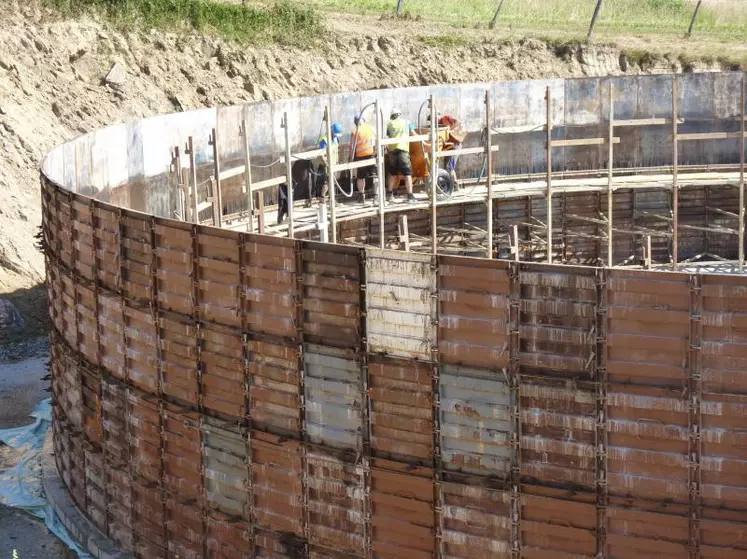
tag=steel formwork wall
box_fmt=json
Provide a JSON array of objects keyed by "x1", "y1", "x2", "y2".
[{"x1": 43, "y1": 171, "x2": 747, "y2": 558}]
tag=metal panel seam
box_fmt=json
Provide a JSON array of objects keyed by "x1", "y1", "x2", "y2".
[
  {"x1": 432, "y1": 254, "x2": 443, "y2": 558},
  {"x1": 192, "y1": 223, "x2": 209, "y2": 557},
  {"x1": 239, "y1": 233, "x2": 256, "y2": 552},
  {"x1": 508, "y1": 261, "x2": 522, "y2": 559},
  {"x1": 595, "y1": 267, "x2": 608, "y2": 558},
  {"x1": 294, "y1": 241, "x2": 310, "y2": 553},
  {"x1": 688, "y1": 273, "x2": 703, "y2": 559},
  {"x1": 359, "y1": 247, "x2": 373, "y2": 559},
  {"x1": 150, "y1": 215, "x2": 169, "y2": 556}
]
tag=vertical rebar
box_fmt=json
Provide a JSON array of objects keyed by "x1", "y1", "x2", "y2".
[
  {"x1": 325, "y1": 105, "x2": 337, "y2": 244},
  {"x1": 672, "y1": 77, "x2": 679, "y2": 270},
  {"x1": 486, "y1": 91, "x2": 494, "y2": 258},
  {"x1": 241, "y1": 119, "x2": 255, "y2": 233},
  {"x1": 430, "y1": 95, "x2": 438, "y2": 255},
  {"x1": 376, "y1": 100, "x2": 385, "y2": 249},
  {"x1": 546, "y1": 86, "x2": 553, "y2": 264},
  {"x1": 283, "y1": 112, "x2": 294, "y2": 238},
  {"x1": 607, "y1": 84, "x2": 614, "y2": 267},
  {"x1": 740, "y1": 73, "x2": 745, "y2": 273}
]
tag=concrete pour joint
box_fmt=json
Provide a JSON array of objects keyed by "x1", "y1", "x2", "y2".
[{"x1": 41, "y1": 431, "x2": 133, "y2": 559}]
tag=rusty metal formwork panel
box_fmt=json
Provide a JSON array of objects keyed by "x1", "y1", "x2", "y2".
[
  {"x1": 700, "y1": 276, "x2": 747, "y2": 526},
  {"x1": 606, "y1": 270, "x2": 691, "y2": 505},
  {"x1": 206, "y1": 510, "x2": 250, "y2": 559},
  {"x1": 366, "y1": 249, "x2": 436, "y2": 360},
  {"x1": 304, "y1": 345, "x2": 362, "y2": 450},
  {"x1": 248, "y1": 339, "x2": 301, "y2": 435},
  {"x1": 302, "y1": 243, "x2": 361, "y2": 349},
  {"x1": 606, "y1": 507, "x2": 689, "y2": 559},
  {"x1": 520, "y1": 378, "x2": 595, "y2": 489},
  {"x1": 98, "y1": 292, "x2": 125, "y2": 378},
  {"x1": 127, "y1": 389, "x2": 161, "y2": 484},
  {"x1": 162, "y1": 403, "x2": 205, "y2": 558},
  {"x1": 520, "y1": 265, "x2": 597, "y2": 378},
  {"x1": 440, "y1": 364, "x2": 511, "y2": 476},
  {"x1": 438, "y1": 256, "x2": 509, "y2": 369},
  {"x1": 155, "y1": 221, "x2": 193, "y2": 316},
  {"x1": 306, "y1": 449, "x2": 365, "y2": 554},
  {"x1": 242, "y1": 234, "x2": 298, "y2": 339},
  {"x1": 201, "y1": 326, "x2": 245, "y2": 418},
  {"x1": 441, "y1": 482, "x2": 511, "y2": 558},
  {"x1": 197, "y1": 229, "x2": 242, "y2": 327},
  {"x1": 253, "y1": 529, "x2": 304, "y2": 558},
  {"x1": 83, "y1": 445, "x2": 107, "y2": 534},
  {"x1": 159, "y1": 314, "x2": 198, "y2": 404},
  {"x1": 251, "y1": 431, "x2": 303, "y2": 536},
  {"x1": 369, "y1": 356, "x2": 433, "y2": 463},
  {"x1": 521, "y1": 490, "x2": 596, "y2": 558},
  {"x1": 370, "y1": 459, "x2": 435, "y2": 558}
]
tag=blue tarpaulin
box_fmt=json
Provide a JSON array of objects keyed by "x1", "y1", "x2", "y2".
[{"x1": 0, "y1": 398, "x2": 90, "y2": 557}]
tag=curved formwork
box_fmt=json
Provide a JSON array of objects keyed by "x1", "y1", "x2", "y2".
[{"x1": 42, "y1": 72, "x2": 747, "y2": 558}]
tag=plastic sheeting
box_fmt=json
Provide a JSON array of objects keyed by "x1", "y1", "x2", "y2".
[{"x1": 0, "y1": 398, "x2": 90, "y2": 557}]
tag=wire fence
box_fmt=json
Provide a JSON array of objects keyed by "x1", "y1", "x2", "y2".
[{"x1": 385, "y1": 0, "x2": 740, "y2": 40}]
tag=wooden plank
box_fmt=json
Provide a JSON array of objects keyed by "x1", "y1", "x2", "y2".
[
  {"x1": 550, "y1": 137, "x2": 620, "y2": 148},
  {"x1": 677, "y1": 132, "x2": 742, "y2": 142}
]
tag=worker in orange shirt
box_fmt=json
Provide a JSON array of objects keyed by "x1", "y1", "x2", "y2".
[{"x1": 349, "y1": 115, "x2": 378, "y2": 204}]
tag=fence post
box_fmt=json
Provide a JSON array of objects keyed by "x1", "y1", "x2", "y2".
[
  {"x1": 686, "y1": 0, "x2": 703, "y2": 38},
  {"x1": 396, "y1": 0, "x2": 405, "y2": 16},
  {"x1": 587, "y1": 0, "x2": 604, "y2": 41},
  {"x1": 489, "y1": 0, "x2": 506, "y2": 30}
]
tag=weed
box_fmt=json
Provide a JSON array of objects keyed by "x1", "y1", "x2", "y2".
[{"x1": 44, "y1": 0, "x2": 325, "y2": 47}]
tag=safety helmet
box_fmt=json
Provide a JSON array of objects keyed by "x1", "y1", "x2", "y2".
[
  {"x1": 331, "y1": 122, "x2": 343, "y2": 136},
  {"x1": 390, "y1": 108, "x2": 402, "y2": 119}
]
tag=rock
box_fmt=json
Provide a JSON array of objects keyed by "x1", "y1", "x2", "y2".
[
  {"x1": 0, "y1": 299, "x2": 25, "y2": 332},
  {"x1": 69, "y1": 48, "x2": 87, "y2": 63},
  {"x1": 104, "y1": 61, "x2": 126, "y2": 87},
  {"x1": 33, "y1": 38, "x2": 49, "y2": 54}
]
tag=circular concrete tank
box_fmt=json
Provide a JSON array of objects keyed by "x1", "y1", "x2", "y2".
[{"x1": 42, "y1": 72, "x2": 747, "y2": 558}]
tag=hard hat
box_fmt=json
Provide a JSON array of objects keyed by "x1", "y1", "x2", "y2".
[
  {"x1": 390, "y1": 107, "x2": 402, "y2": 118},
  {"x1": 331, "y1": 122, "x2": 343, "y2": 136}
]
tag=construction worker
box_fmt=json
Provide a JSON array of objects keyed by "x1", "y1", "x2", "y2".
[
  {"x1": 348, "y1": 115, "x2": 377, "y2": 204},
  {"x1": 386, "y1": 108, "x2": 416, "y2": 203},
  {"x1": 428, "y1": 111, "x2": 465, "y2": 187},
  {"x1": 315, "y1": 122, "x2": 343, "y2": 203}
]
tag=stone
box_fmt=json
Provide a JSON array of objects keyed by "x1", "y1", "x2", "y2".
[
  {"x1": 0, "y1": 299, "x2": 25, "y2": 332},
  {"x1": 104, "y1": 62, "x2": 126, "y2": 87}
]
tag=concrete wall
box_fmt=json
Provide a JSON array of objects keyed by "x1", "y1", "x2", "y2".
[{"x1": 42, "y1": 72, "x2": 747, "y2": 218}]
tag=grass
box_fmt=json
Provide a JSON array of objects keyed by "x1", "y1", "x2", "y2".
[
  {"x1": 308, "y1": 0, "x2": 747, "y2": 42},
  {"x1": 44, "y1": 0, "x2": 324, "y2": 46}
]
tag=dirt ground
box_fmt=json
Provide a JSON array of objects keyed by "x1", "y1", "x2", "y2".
[{"x1": 0, "y1": 353, "x2": 69, "y2": 557}]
